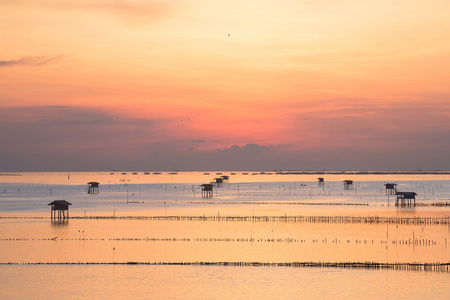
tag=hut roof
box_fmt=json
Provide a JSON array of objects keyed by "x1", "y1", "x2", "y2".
[
  {"x1": 396, "y1": 192, "x2": 417, "y2": 195},
  {"x1": 48, "y1": 200, "x2": 72, "y2": 206},
  {"x1": 87, "y1": 182, "x2": 100, "y2": 184},
  {"x1": 385, "y1": 183, "x2": 397, "y2": 186},
  {"x1": 396, "y1": 192, "x2": 417, "y2": 197}
]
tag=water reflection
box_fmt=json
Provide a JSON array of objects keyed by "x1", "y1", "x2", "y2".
[
  {"x1": 0, "y1": 171, "x2": 448, "y2": 299},
  {"x1": 50, "y1": 219, "x2": 69, "y2": 227},
  {"x1": 395, "y1": 207, "x2": 416, "y2": 216},
  {"x1": 0, "y1": 218, "x2": 447, "y2": 265},
  {"x1": 1, "y1": 172, "x2": 448, "y2": 266}
]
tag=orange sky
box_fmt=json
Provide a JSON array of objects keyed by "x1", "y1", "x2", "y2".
[{"x1": 1, "y1": 0, "x2": 449, "y2": 171}]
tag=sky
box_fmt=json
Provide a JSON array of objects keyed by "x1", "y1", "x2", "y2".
[{"x1": 1, "y1": 0, "x2": 449, "y2": 171}]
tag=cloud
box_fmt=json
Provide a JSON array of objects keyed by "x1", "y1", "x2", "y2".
[
  {"x1": 0, "y1": 106, "x2": 163, "y2": 156},
  {"x1": 1, "y1": 97, "x2": 449, "y2": 172},
  {"x1": 0, "y1": 56, "x2": 61, "y2": 67},
  {"x1": 217, "y1": 143, "x2": 269, "y2": 154},
  {"x1": 88, "y1": 1, "x2": 176, "y2": 18},
  {"x1": 2, "y1": 1, "x2": 178, "y2": 25}
]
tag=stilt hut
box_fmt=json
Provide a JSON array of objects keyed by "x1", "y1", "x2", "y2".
[
  {"x1": 220, "y1": 175, "x2": 230, "y2": 182},
  {"x1": 395, "y1": 192, "x2": 417, "y2": 207},
  {"x1": 87, "y1": 182, "x2": 100, "y2": 194},
  {"x1": 201, "y1": 184, "x2": 214, "y2": 198},
  {"x1": 213, "y1": 178, "x2": 223, "y2": 187},
  {"x1": 384, "y1": 183, "x2": 397, "y2": 195},
  {"x1": 318, "y1": 177, "x2": 324, "y2": 186},
  {"x1": 48, "y1": 200, "x2": 72, "y2": 221},
  {"x1": 343, "y1": 180, "x2": 353, "y2": 190}
]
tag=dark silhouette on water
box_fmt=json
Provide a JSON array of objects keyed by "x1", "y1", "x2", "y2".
[
  {"x1": 87, "y1": 182, "x2": 100, "y2": 194},
  {"x1": 212, "y1": 178, "x2": 223, "y2": 187},
  {"x1": 318, "y1": 177, "x2": 324, "y2": 187},
  {"x1": 48, "y1": 200, "x2": 71, "y2": 221},
  {"x1": 201, "y1": 184, "x2": 214, "y2": 198},
  {"x1": 343, "y1": 180, "x2": 353, "y2": 190},
  {"x1": 385, "y1": 183, "x2": 397, "y2": 194},
  {"x1": 396, "y1": 192, "x2": 417, "y2": 207}
]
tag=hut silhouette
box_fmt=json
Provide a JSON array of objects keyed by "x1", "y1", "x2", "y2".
[
  {"x1": 213, "y1": 178, "x2": 223, "y2": 187},
  {"x1": 48, "y1": 200, "x2": 72, "y2": 221},
  {"x1": 395, "y1": 192, "x2": 417, "y2": 207},
  {"x1": 343, "y1": 180, "x2": 353, "y2": 190},
  {"x1": 384, "y1": 183, "x2": 397, "y2": 195},
  {"x1": 201, "y1": 184, "x2": 214, "y2": 198},
  {"x1": 318, "y1": 177, "x2": 324, "y2": 186},
  {"x1": 87, "y1": 182, "x2": 100, "y2": 194}
]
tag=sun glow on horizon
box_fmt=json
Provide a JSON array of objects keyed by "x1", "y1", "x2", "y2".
[{"x1": 1, "y1": 0, "x2": 450, "y2": 171}]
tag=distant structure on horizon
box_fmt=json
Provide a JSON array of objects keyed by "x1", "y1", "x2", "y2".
[
  {"x1": 343, "y1": 180, "x2": 353, "y2": 190},
  {"x1": 201, "y1": 184, "x2": 214, "y2": 198},
  {"x1": 318, "y1": 177, "x2": 324, "y2": 186},
  {"x1": 384, "y1": 183, "x2": 397, "y2": 195},
  {"x1": 212, "y1": 178, "x2": 224, "y2": 187},
  {"x1": 87, "y1": 182, "x2": 100, "y2": 194}
]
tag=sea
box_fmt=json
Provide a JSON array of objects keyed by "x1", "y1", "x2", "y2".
[{"x1": 0, "y1": 171, "x2": 449, "y2": 299}]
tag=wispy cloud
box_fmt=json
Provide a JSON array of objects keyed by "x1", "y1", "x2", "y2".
[
  {"x1": 0, "y1": 55, "x2": 61, "y2": 67},
  {"x1": 218, "y1": 143, "x2": 269, "y2": 154},
  {"x1": 1, "y1": 0, "x2": 178, "y2": 25}
]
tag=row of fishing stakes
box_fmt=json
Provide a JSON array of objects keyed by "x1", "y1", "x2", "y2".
[{"x1": 3, "y1": 262, "x2": 447, "y2": 272}]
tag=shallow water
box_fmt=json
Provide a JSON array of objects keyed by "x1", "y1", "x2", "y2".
[
  {"x1": 1, "y1": 264, "x2": 449, "y2": 299},
  {"x1": 0, "y1": 172, "x2": 449, "y2": 299},
  {"x1": 0, "y1": 218, "x2": 448, "y2": 264}
]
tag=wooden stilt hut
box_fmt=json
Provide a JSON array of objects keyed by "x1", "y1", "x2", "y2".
[
  {"x1": 87, "y1": 182, "x2": 100, "y2": 194},
  {"x1": 343, "y1": 180, "x2": 353, "y2": 190},
  {"x1": 48, "y1": 200, "x2": 72, "y2": 221},
  {"x1": 395, "y1": 192, "x2": 417, "y2": 207},
  {"x1": 201, "y1": 184, "x2": 214, "y2": 198},
  {"x1": 318, "y1": 177, "x2": 324, "y2": 186},
  {"x1": 213, "y1": 178, "x2": 223, "y2": 187},
  {"x1": 384, "y1": 183, "x2": 397, "y2": 195}
]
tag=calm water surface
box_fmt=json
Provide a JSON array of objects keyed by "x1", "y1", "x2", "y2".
[
  {"x1": 1, "y1": 264, "x2": 449, "y2": 299},
  {"x1": 1, "y1": 172, "x2": 449, "y2": 299}
]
